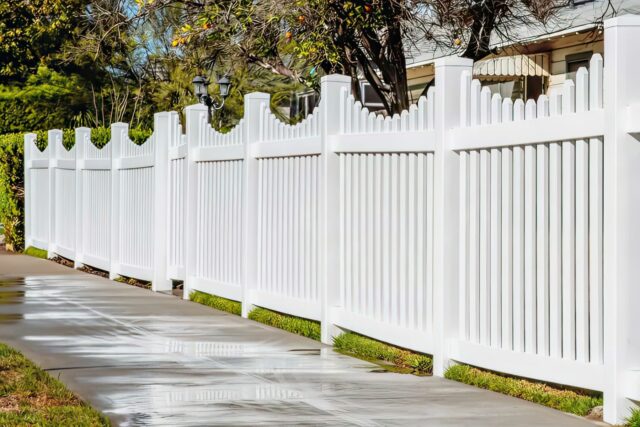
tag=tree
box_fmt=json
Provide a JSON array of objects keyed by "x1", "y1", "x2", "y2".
[
  {"x1": 0, "y1": 0, "x2": 86, "y2": 81},
  {"x1": 132, "y1": 0, "x2": 582, "y2": 115},
  {"x1": 81, "y1": 0, "x2": 616, "y2": 116}
]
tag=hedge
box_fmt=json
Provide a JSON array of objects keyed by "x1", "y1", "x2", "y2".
[
  {"x1": 0, "y1": 67, "x2": 87, "y2": 135},
  {"x1": 0, "y1": 127, "x2": 151, "y2": 252},
  {"x1": 0, "y1": 133, "x2": 25, "y2": 250}
]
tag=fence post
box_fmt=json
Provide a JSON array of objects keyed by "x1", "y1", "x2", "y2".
[
  {"x1": 242, "y1": 92, "x2": 270, "y2": 317},
  {"x1": 74, "y1": 128, "x2": 90, "y2": 269},
  {"x1": 183, "y1": 103, "x2": 208, "y2": 300},
  {"x1": 152, "y1": 112, "x2": 172, "y2": 292},
  {"x1": 23, "y1": 134, "x2": 36, "y2": 249},
  {"x1": 432, "y1": 57, "x2": 473, "y2": 377},
  {"x1": 603, "y1": 15, "x2": 640, "y2": 425},
  {"x1": 109, "y1": 123, "x2": 126, "y2": 280},
  {"x1": 319, "y1": 74, "x2": 352, "y2": 344},
  {"x1": 47, "y1": 130, "x2": 62, "y2": 259}
]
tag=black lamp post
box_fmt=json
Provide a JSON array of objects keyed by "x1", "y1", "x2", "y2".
[{"x1": 193, "y1": 75, "x2": 232, "y2": 122}]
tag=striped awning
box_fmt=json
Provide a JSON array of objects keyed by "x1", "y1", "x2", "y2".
[{"x1": 473, "y1": 53, "x2": 550, "y2": 78}]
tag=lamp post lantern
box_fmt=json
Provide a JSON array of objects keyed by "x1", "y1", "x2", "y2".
[{"x1": 192, "y1": 75, "x2": 232, "y2": 122}]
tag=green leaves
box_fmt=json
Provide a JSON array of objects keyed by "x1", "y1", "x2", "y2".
[
  {"x1": 0, "y1": 67, "x2": 88, "y2": 135},
  {"x1": 0, "y1": 133, "x2": 24, "y2": 250},
  {"x1": 333, "y1": 332, "x2": 433, "y2": 375},
  {"x1": 445, "y1": 364, "x2": 603, "y2": 416},
  {"x1": 190, "y1": 290, "x2": 242, "y2": 316},
  {"x1": 0, "y1": 0, "x2": 84, "y2": 81},
  {"x1": 628, "y1": 408, "x2": 640, "y2": 427},
  {"x1": 248, "y1": 307, "x2": 321, "y2": 341}
]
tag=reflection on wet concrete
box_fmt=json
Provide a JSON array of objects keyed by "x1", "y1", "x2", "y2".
[{"x1": 0, "y1": 274, "x2": 597, "y2": 426}]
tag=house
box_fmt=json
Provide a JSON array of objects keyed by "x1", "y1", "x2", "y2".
[
  {"x1": 402, "y1": 0, "x2": 640, "y2": 105},
  {"x1": 290, "y1": 1, "x2": 640, "y2": 118}
]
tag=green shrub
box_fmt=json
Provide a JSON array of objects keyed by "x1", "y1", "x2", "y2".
[
  {"x1": 32, "y1": 129, "x2": 77, "y2": 151},
  {"x1": 0, "y1": 67, "x2": 88, "y2": 135},
  {"x1": 0, "y1": 133, "x2": 24, "y2": 251},
  {"x1": 628, "y1": 408, "x2": 640, "y2": 427},
  {"x1": 128, "y1": 128, "x2": 153, "y2": 145},
  {"x1": 333, "y1": 332, "x2": 432, "y2": 375},
  {"x1": 23, "y1": 246, "x2": 48, "y2": 259},
  {"x1": 89, "y1": 127, "x2": 152, "y2": 148},
  {"x1": 444, "y1": 364, "x2": 602, "y2": 416},
  {"x1": 248, "y1": 307, "x2": 321, "y2": 341},
  {"x1": 190, "y1": 290, "x2": 241, "y2": 316}
]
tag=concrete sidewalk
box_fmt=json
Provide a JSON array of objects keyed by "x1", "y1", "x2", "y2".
[{"x1": 0, "y1": 251, "x2": 600, "y2": 426}]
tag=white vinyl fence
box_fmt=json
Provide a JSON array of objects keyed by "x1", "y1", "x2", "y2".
[{"x1": 24, "y1": 16, "x2": 640, "y2": 424}]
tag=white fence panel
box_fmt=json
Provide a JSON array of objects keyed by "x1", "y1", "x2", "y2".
[
  {"x1": 329, "y1": 90, "x2": 437, "y2": 354},
  {"x1": 168, "y1": 130, "x2": 187, "y2": 281},
  {"x1": 255, "y1": 155, "x2": 321, "y2": 319},
  {"x1": 451, "y1": 54, "x2": 605, "y2": 392},
  {"x1": 77, "y1": 129, "x2": 111, "y2": 271},
  {"x1": 112, "y1": 125, "x2": 155, "y2": 280},
  {"x1": 194, "y1": 160, "x2": 244, "y2": 287},
  {"x1": 24, "y1": 134, "x2": 50, "y2": 252},
  {"x1": 250, "y1": 103, "x2": 323, "y2": 319},
  {"x1": 187, "y1": 109, "x2": 245, "y2": 301},
  {"x1": 50, "y1": 131, "x2": 76, "y2": 260}
]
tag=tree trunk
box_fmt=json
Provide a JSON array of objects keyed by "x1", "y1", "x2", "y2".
[{"x1": 462, "y1": 0, "x2": 500, "y2": 61}]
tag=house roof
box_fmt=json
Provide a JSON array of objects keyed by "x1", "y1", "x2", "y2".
[{"x1": 405, "y1": 0, "x2": 640, "y2": 68}]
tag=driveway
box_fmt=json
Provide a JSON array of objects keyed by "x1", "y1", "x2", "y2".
[{"x1": 0, "y1": 251, "x2": 600, "y2": 426}]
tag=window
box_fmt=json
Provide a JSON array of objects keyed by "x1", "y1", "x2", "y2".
[
  {"x1": 481, "y1": 77, "x2": 544, "y2": 103},
  {"x1": 290, "y1": 90, "x2": 319, "y2": 119},
  {"x1": 566, "y1": 51, "x2": 593, "y2": 82},
  {"x1": 360, "y1": 82, "x2": 385, "y2": 109}
]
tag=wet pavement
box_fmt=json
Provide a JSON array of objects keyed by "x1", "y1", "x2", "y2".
[{"x1": 0, "y1": 251, "x2": 601, "y2": 426}]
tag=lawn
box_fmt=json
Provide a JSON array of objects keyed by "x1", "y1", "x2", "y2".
[
  {"x1": 0, "y1": 342, "x2": 109, "y2": 426},
  {"x1": 23, "y1": 246, "x2": 47, "y2": 259},
  {"x1": 444, "y1": 364, "x2": 602, "y2": 417},
  {"x1": 248, "y1": 307, "x2": 321, "y2": 341},
  {"x1": 333, "y1": 332, "x2": 432, "y2": 375},
  {"x1": 190, "y1": 290, "x2": 242, "y2": 315}
]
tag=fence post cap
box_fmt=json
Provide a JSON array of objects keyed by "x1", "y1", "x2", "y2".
[
  {"x1": 604, "y1": 14, "x2": 640, "y2": 29},
  {"x1": 321, "y1": 74, "x2": 351, "y2": 84},
  {"x1": 245, "y1": 92, "x2": 270, "y2": 100},
  {"x1": 153, "y1": 111, "x2": 172, "y2": 119},
  {"x1": 185, "y1": 103, "x2": 208, "y2": 112},
  {"x1": 435, "y1": 55, "x2": 474, "y2": 68}
]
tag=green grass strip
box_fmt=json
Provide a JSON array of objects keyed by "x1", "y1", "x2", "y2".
[
  {"x1": 333, "y1": 332, "x2": 432, "y2": 375},
  {"x1": 23, "y1": 246, "x2": 48, "y2": 259},
  {"x1": 248, "y1": 307, "x2": 320, "y2": 341},
  {"x1": 628, "y1": 408, "x2": 640, "y2": 427},
  {"x1": 0, "y1": 342, "x2": 109, "y2": 426},
  {"x1": 190, "y1": 290, "x2": 241, "y2": 316},
  {"x1": 445, "y1": 364, "x2": 602, "y2": 416}
]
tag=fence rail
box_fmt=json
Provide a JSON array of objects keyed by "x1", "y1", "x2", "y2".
[{"x1": 23, "y1": 15, "x2": 640, "y2": 424}]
